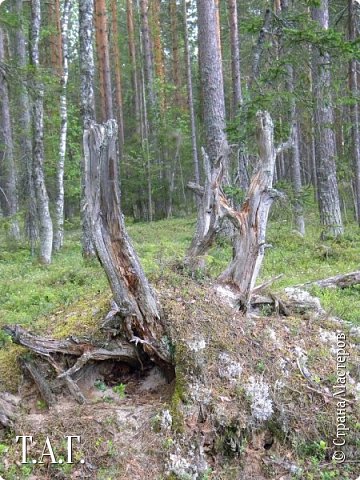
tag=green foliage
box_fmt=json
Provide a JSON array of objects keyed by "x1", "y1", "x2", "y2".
[{"x1": 112, "y1": 383, "x2": 126, "y2": 398}]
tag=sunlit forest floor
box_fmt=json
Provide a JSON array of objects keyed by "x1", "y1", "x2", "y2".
[
  {"x1": 0, "y1": 211, "x2": 360, "y2": 480},
  {"x1": 1, "y1": 210, "x2": 359, "y2": 330}
]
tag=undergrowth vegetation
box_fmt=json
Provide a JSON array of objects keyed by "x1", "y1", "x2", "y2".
[{"x1": 0, "y1": 210, "x2": 359, "y2": 330}]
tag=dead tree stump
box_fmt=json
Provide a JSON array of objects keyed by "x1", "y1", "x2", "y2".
[{"x1": 83, "y1": 120, "x2": 173, "y2": 377}]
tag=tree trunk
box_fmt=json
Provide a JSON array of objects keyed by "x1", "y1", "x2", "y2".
[
  {"x1": 349, "y1": 0, "x2": 360, "y2": 225},
  {"x1": 311, "y1": 1, "x2": 343, "y2": 238},
  {"x1": 79, "y1": 0, "x2": 96, "y2": 258},
  {"x1": 151, "y1": 0, "x2": 164, "y2": 82},
  {"x1": 197, "y1": 0, "x2": 227, "y2": 165},
  {"x1": 53, "y1": 0, "x2": 71, "y2": 252},
  {"x1": 140, "y1": 0, "x2": 155, "y2": 110},
  {"x1": 12, "y1": 0, "x2": 38, "y2": 252},
  {"x1": 0, "y1": 26, "x2": 20, "y2": 241},
  {"x1": 170, "y1": 0, "x2": 181, "y2": 108},
  {"x1": 183, "y1": 0, "x2": 200, "y2": 186},
  {"x1": 287, "y1": 67, "x2": 305, "y2": 236},
  {"x1": 186, "y1": 0, "x2": 228, "y2": 261},
  {"x1": 110, "y1": 0, "x2": 125, "y2": 148},
  {"x1": 280, "y1": 0, "x2": 305, "y2": 235},
  {"x1": 30, "y1": 0, "x2": 53, "y2": 264},
  {"x1": 83, "y1": 120, "x2": 173, "y2": 376},
  {"x1": 126, "y1": 0, "x2": 141, "y2": 136},
  {"x1": 94, "y1": 0, "x2": 113, "y2": 122},
  {"x1": 227, "y1": 0, "x2": 242, "y2": 115},
  {"x1": 48, "y1": 0, "x2": 62, "y2": 74},
  {"x1": 251, "y1": 9, "x2": 272, "y2": 84},
  {"x1": 218, "y1": 112, "x2": 285, "y2": 311}
]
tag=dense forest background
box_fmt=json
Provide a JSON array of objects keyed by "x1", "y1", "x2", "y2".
[{"x1": 0, "y1": 0, "x2": 359, "y2": 266}]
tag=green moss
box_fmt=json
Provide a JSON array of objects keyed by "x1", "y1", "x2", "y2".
[{"x1": 0, "y1": 345, "x2": 25, "y2": 392}]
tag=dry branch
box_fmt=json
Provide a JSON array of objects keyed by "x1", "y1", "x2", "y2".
[{"x1": 299, "y1": 271, "x2": 360, "y2": 289}]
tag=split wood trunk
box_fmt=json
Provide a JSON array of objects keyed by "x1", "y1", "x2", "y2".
[
  {"x1": 218, "y1": 112, "x2": 281, "y2": 311},
  {"x1": 83, "y1": 120, "x2": 173, "y2": 377}
]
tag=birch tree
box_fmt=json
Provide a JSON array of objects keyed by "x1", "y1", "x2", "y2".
[
  {"x1": 30, "y1": 0, "x2": 53, "y2": 264},
  {"x1": 53, "y1": 0, "x2": 71, "y2": 251},
  {"x1": 79, "y1": 0, "x2": 96, "y2": 257}
]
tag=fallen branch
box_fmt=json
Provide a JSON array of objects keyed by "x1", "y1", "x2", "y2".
[
  {"x1": 298, "y1": 271, "x2": 360, "y2": 289},
  {"x1": 252, "y1": 274, "x2": 284, "y2": 295}
]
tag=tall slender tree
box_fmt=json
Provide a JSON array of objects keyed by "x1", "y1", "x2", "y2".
[
  {"x1": 30, "y1": 0, "x2": 53, "y2": 264},
  {"x1": 126, "y1": 0, "x2": 141, "y2": 136},
  {"x1": 348, "y1": 0, "x2": 360, "y2": 224},
  {"x1": 281, "y1": 0, "x2": 305, "y2": 235},
  {"x1": 12, "y1": 0, "x2": 37, "y2": 250},
  {"x1": 187, "y1": 0, "x2": 228, "y2": 260},
  {"x1": 0, "y1": 26, "x2": 20, "y2": 241},
  {"x1": 183, "y1": 0, "x2": 200, "y2": 186},
  {"x1": 227, "y1": 0, "x2": 242, "y2": 116},
  {"x1": 170, "y1": 0, "x2": 181, "y2": 108},
  {"x1": 196, "y1": 0, "x2": 227, "y2": 165},
  {"x1": 110, "y1": 0, "x2": 125, "y2": 147},
  {"x1": 79, "y1": 0, "x2": 96, "y2": 257},
  {"x1": 311, "y1": 0, "x2": 343, "y2": 238},
  {"x1": 94, "y1": 0, "x2": 113, "y2": 122},
  {"x1": 54, "y1": 0, "x2": 71, "y2": 251}
]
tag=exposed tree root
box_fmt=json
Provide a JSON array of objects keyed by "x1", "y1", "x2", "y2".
[{"x1": 2, "y1": 324, "x2": 142, "y2": 404}]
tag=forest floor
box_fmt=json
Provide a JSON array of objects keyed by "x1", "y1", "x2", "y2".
[{"x1": 0, "y1": 212, "x2": 359, "y2": 480}]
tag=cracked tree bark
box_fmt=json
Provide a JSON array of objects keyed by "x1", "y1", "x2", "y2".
[
  {"x1": 83, "y1": 120, "x2": 173, "y2": 378},
  {"x1": 217, "y1": 112, "x2": 289, "y2": 312},
  {"x1": 311, "y1": 0, "x2": 344, "y2": 238}
]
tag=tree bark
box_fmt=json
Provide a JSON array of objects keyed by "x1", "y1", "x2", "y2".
[
  {"x1": 0, "y1": 26, "x2": 20, "y2": 241},
  {"x1": 79, "y1": 0, "x2": 97, "y2": 258},
  {"x1": 110, "y1": 0, "x2": 125, "y2": 148},
  {"x1": 30, "y1": 0, "x2": 53, "y2": 264},
  {"x1": 187, "y1": 0, "x2": 228, "y2": 261},
  {"x1": 196, "y1": 0, "x2": 227, "y2": 165},
  {"x1": 12, "y1": 0, "x2": 38, "y2": 251},
  {"x1": 183, "y1": 0, "x2": 200, "y2": 185},
  {"x1": 140, "y1": 0, "x2": 155, "y2": 110},
  {"x1": 280, "y1": 0, "x2": 305, "y2": 235},
  {"x1": 126, "y1": 0, "x2": 141, "y2": 136},
  {"x1": 48, "y1": 0, "x2": 62, "y2": 74},
  {"x1": 218, "y1": 112, "x2": 286, "y2": 311},
  {"x1": 251, "y1": 9, "x2": 272, "y2": 84},
  {"x1": 151, "y1": 0, "x2": 164, "y2": 82},
  {"x1": 53, "y1": 0, "x2": 71, "y2": 252},
  {"x1": 83, "y1": 120, "x2": 173, "y2": 376},
  {"x1": 349, "y1": 0, "x2": 360, "y2": 225},
  {"x1": 287, "y1": 65, "x2": 305, "y2": 236},
  {"x1": 227, "y1": 0, "x2": 242, "y2": 115},
  {"x1": 311, "y1": 1, "x2": 344, "y2": 238},
  {"x1": 170, "y1": 0, "x2": 181, "y2": 107},
  {"x1": 94, "y1": 0, "x2": 113, "y2": 122}
]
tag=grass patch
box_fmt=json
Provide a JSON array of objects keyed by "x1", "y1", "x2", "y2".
[{"x1": 0, "y1": 214, "x2": 359, "y2": 335}]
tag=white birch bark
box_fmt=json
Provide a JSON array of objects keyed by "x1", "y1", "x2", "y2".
[
  {"x1": 53, "y1": 0, "x2": 71, "y2": 251},
  {"x1": 30, "y1": 0, "x2": 53, "y2": 264},
  {"x1": 79, "y1": 0, "x2": 96, "y2": 257}
]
